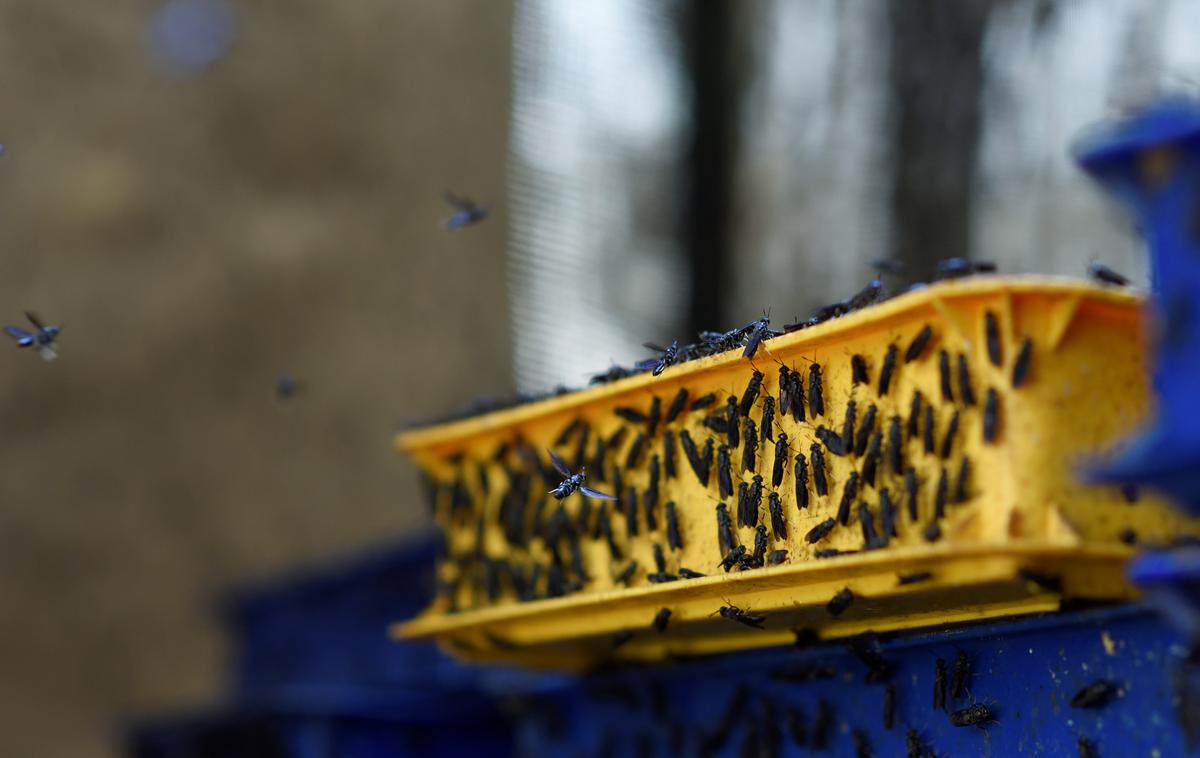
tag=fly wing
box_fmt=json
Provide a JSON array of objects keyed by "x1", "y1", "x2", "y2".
[
  {"x1": 579, "y1": 485, "x2": 618, "y2": 501},
  {"x1": 24, "y1": 311, "x2": 45, "y2": 331},
  {"x1": 4, "y1": 325, "x2": 32, "y2": 341},
  {"x1": 547, "y1": 448, "x2": 572, "y2": 477},
  {"x1": 443, "y1": 191, "x2": 476, "y2": 211}
]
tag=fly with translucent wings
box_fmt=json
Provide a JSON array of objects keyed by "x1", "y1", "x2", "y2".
[
  {"x1": 637, "y1": 340, "x2": 680, "y2": 376},
  {"x1": 547, "y1": 449, "x2": 618, "y2": 501},
  {"x1": 4, "y1": 311, "x2": 61, "y2": 361},
  {"x1": 442, "y1": 191, "x2": 488, "y2": 230}
]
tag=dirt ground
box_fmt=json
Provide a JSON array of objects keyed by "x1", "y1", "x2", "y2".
[{"x1": 0, "y1": 2, "x2": 513, "y2": 755}]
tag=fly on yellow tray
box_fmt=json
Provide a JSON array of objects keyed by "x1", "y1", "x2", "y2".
[{"x1": 392, "y1": 276, "x2": 1197, "y2": 669}]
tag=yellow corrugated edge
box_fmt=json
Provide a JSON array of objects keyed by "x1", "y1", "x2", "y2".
[{"x1": 395, "y1": 276, "x2": 1142, "y2": 457}]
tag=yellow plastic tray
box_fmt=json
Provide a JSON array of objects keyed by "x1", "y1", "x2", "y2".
[{"x1": 392, "y1": 276, "x2": 1197, "y2": 668}]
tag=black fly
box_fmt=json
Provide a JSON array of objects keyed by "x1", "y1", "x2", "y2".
[
  {"x1": 778, "y1": 364, "x2": 792, "y2": 415},
  {"x1": 859, "y1": 502, "x2": 880, "y2": 549},
  {"x1": 741, "y1": 316, "x2": 778, "y2": 359},
  {"x1": 646, "y1": 396, "x2": 662, "y2": 437},
  {"x1": 898, "y1": 571, "x2": 931, "y2": 585},
  {"x1": 957, "y1": 353, "x2": 976, "y2": 406},
  {"x1": 625, "y1": 433, "x2": 647, "y2": 469},
  {"x1": 923, "y1": 405, "x2": 935, "y2": 454},
  {"x1": 879, "y1": 344, "x2": 898, "y2": 395},
  {"x1": 939, "y1": 349, "x2": 954, "y2": 402},
  {"x1": 643, "y1": 340, "x2": 679, "y2": 376},
  {"x1": 1089, "y1": 261, "x2": 1130, "y2": 286},
  {"x1": 720, "y1": 545, "x2": 747, "y2": 572},
  {"x1": 717, "y1": 444, "x2": 733, "y2": 497},
  {"x1": 794, "y1": 453, "x2": 809, "y2": 508},
  {"x1": 949, "y1": 702, "x2": 994, "y2": 727},
  {"x1": 941, "y1": 410, "x2": 959, "y2": 459},
  {"x1": 726, "y1": 396, "x2": 741, "y2": 448},
  {"x1": 615, "y1": 406, "x2": 648, "y2": 424},
  {"x1": 767, "y1": 549, "x2": 788, "y2": 565},
  {"x1": 862, "y1": 430, "x2": 882, "y2": 487},
  {"x1": 955, "y1": 456, "x2": 971, "y2": 503},
  {"x1": 596, "y1": 504, "x2": 621, "y2": 560},
  {"x1": 547, "y1": 450, "x2": 617, "y2": 501},
  {"x1": 855, "y1": 403, "x2": 878, "y2": 456},
  {"x1": 1071, "y1": 680, "x2": 1119, "y2": 709},
  {"x1": 738, "y1": 481, "x2": 752, "y2": 528},
  {"x1": 666, "y1": 388, "x2": 689, "y2": 423},
  {"x1": 816, "y1": 426, "x2": 847, "y2": 456},
  {"x1": 1078, "y1": 736, "x2": 1099, "y2": 758},
  {"x1": 716, "y1": 504, "x2": 735, "y2": 555},
  {"x1": 680, "y1": 430, "x2": 705, "y2": 484},
  {"x1": 751, "y1": 524, "x2": 768, "y2": 566},
  {"x1": 747, "y1": 475, "x2": 764, "y2": 527},
  {"x1": 554, "y1": 417, "x2": 583, "y2": 447},
  {"x1": 624, "y1": 485, "x2": 639, "y2": 536},
  {"x1": 772, "y1": 433, "x2": 789, "y2": 487},
  {"x1": 842, "y1": 400, "x2": 857, "y2": 453},
  {"x1": 851, "y1": 354, "x2": 869, "y2": 385},
  {"x1": 810, "y1": 444, "x2": 829, "y2": 496},
  {"x1": 888, "y1": 415, "x2": 903, "y2": 474},
  {"x1": 662, "y1": 430, "x2": 677, "y2": 479},
  {"x1": 827, "y1": 587, "x2": 854, "y2": 617},
  {"x1": 880, "y1": 488, "x2": 897, "y2": 539},
  {"x1": 908, "y1": 391, "x2": 922, "y2": 439},
  {"x1": 691, "y1": 392, "x2": 718, "y2": 410},
  {"x1": 935, "y1": 257, "x2": 996, "y2": 279},
  {"x1": 652, "y1": 608, "x2": 671, "y2": 633},
  {"x1": 769, "y1": 491, "x2": 787, "y2": 540},
  {"x1": 906, "y1": 324, "x2": 933, "y2": 362},
  {"x1": 985, "y1": 310, "x2": 1002, "y2": 366},
  {"x1": 666, "y1": 501, "x2": 683, "y2": 550},
  {"x1": 853, "y1": 729, "x2": 872, "y2": 758},
  {"x1": 805, "y1": 517, "x2": 836, "y2": 544},
  {"x1": 760, "y1": 395, "x2": 775, "y2": 443},
  {"x1": 739, "y1": 370, "x2": 765, "y2": 416},
  {"x1": 808, "y1": 363, "x2": 825, "y2": 417},
  {"x1": 905, "y1": 467, "x2": 919, "y2": 520},
  {"x1": 742, "y1": 419, "x2": 758, "y2": 472},
  {"x1": 934, "y1": 467, "x2": 948, "y2": 519},
  {"x1": 442, "y1": 191, "x2": 488, "y2": 230},
  {"x1": 614, "y1": 560, "x2": 638, "y2": 585},
  {"x1": 837, "y1": 471, "x2": 860, "y2": 525},
  {"x1": 1012, "y1": 337, "x2": 1033, "y2": 388},
  {"x1": 718, "y1": 603, "x2": 767, "y2": 629},
  {"x1": 951, "y1": 651, "x2": 970, "y2": 699},
  {"x1": 983, "y1": 388, "x2": 999, "y2": 443}
]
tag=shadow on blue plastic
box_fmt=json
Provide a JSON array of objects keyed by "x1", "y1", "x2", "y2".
[
  {"x1": 130, "y1": 533, "x2": 540, "y2": 757},
  {"x1": 1075, "y1": 97, "x2": 1200, "y2": 512}
]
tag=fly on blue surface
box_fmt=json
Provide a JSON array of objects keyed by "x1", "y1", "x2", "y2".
[
  {"x1": 442, "y1": 191, "x2": 488, "y2": 230},
  {"x1": 547, "y1": 449, "x2": 616, "y2": 501},
  {"x1": 4, "y1": 311, "x2": 61, "y2": 361}
]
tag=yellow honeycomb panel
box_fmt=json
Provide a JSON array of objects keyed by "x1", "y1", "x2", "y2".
[{"x1": 391, "y1": 276, "x2": 1198, "y2": 668}]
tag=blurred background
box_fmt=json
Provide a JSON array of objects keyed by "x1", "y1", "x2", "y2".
[{"x1": 0, "y1": 0, "x2": 1195, "y2": 755}]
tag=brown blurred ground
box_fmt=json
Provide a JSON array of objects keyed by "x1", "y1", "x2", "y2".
[{"x1": 0, "y1": 2, "x2": 513, "y2": 755}]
